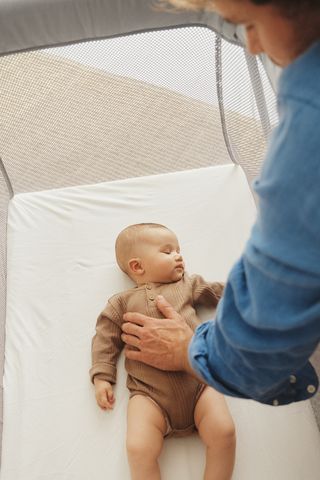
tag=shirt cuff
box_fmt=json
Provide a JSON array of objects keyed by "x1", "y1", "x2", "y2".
[
  {"x1": 188, "y1": 321, "x2": 319, "y2": 406},
  {"x1": 188, "y1": 321, "x2": 248, "y2": 399}
]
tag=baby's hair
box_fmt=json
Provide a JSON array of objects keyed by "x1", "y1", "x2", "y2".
[{"x1": 115, "y1": 223, "x2": 170, "y2": 274}]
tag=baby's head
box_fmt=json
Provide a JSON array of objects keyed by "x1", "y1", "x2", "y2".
[{"x1": 115, "y1": 223, "x2": 184, "y2": 284}]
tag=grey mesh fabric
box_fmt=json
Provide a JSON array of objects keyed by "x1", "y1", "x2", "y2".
[
  {"x1": 0, "y1": 0, "x2": 238, "y2": 55},
  {"x1": 0, "y1": 0, "x2": 280, "y2": 87},
  {"x1": 0, "y1": 0, "x2": 318, "y2": 466}
]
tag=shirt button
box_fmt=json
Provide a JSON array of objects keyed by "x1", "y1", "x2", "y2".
[
  {"x1": 272, "y1": 399, "x2": 279, "y2": 406},
  {"x1": 307, "y1": 385, "x2": 316, "y2": 394},
  {"x1": 289, "y1": 375, "x2": 297, "y2": 384},
  {"x1": 149, "y1": 295, "x2": 155, "y2": 301},
  {"x1": 146, "y1": 284, "x2": 152, "y2": 290}
]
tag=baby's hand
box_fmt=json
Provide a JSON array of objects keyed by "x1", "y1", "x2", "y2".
[{"x1": 94, "y1": 378, "x2": 115, "y2": 410}]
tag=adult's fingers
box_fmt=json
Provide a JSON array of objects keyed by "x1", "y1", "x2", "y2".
[
  {"x1": 123, "y1": 311, "x2": 149, "y2": 326},
  {"x1": 121, "y1": 321, "x2": 143, "y2": 338},
  {"x1": 156, "y1": 295, "x2": 181, "y2": 320},
  {"x1": 121, "y1": 332, "x2": 141, "y2": 348},
  {"x1": 124, "y1": 346, "x2": 143, "y2": 362}
]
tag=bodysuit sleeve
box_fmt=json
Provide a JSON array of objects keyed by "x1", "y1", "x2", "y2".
[
  {"x1": 89, "y1": 298, "x2": 124, "y2": 384},
  {"x1": 189, "y1": 274, "x2": 224, "y2": 308}
]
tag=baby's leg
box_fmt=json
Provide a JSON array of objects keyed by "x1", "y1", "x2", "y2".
[
  {"x1": 194, "y1": 386, "x2": 236, "y2": 480},
  {"x1": 126, "y1": 395, "x2": 167, "y2": 480}
]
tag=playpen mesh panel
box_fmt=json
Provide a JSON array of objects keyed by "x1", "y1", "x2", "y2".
[
  {"x1": 0, "y1": 169, "x2": 9, "y2": 446},
  {"x1": 0, "y1": 26, "x2": 282, "y2": 455},
  {"x1": 0, "y1": 52, "x2": 229, "y2": 193},
  {"x1": 219, "y1": 40, "x2": 278, "y2": 178},
  {"x1": 0, "y1": 27, "x2": 277, "y2": 194}
]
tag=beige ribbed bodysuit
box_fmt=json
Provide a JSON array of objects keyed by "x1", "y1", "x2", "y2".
[{"x1": 90, "y1": 273, "x2": 224, "y2": 437}]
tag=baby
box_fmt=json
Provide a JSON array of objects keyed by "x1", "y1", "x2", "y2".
[{"x1": 90, "y1": 223, "x2": 235, "y2": 480}]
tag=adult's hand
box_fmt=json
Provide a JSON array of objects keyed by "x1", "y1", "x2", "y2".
[{"x1": 121, "y1": 295, "x2": 195, "y2": 374}]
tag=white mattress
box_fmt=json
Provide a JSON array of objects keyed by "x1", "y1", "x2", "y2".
[{"x1": 2, "y1": 164, "x2": 320, "y2": 480}]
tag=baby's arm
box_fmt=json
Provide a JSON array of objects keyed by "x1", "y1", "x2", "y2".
[
  {"x1": 190, "y1": 274, "x2": 224, "y2": 308},
  {"x1": 90, "y1": 298, "x2": 124, "y2": 408}
]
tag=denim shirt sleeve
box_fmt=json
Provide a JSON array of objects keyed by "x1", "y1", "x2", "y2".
[
  {"x1": 189, "y1": 258, "x2": 319, "y2": 405},
  {"x1": 189, "y1": 70, "x2": 320, "y2": 405}
]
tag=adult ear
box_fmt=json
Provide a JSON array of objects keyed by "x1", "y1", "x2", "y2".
[{"x1": 128, "y1": 258, "x2": 144, "y2": 276}]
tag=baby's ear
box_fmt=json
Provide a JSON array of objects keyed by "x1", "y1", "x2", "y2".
[{"x1": 128, "y1": 258, "x2": 144, "y2": 276}]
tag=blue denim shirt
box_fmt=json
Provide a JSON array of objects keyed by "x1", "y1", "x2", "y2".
[{"x1": 189, "y1": 41, "x2": 320, "y2": 405}]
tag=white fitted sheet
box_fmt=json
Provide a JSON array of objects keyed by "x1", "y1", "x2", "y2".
[{"x1": 2, "y1": 164, "x2": 320, "y2": 480}]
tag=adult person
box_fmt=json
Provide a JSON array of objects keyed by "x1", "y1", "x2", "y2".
[{"x1": 121, "y1": 0, "x2": 320, "y2": 406}]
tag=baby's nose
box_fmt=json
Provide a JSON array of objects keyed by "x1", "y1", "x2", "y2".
[{"x1": 174, "y1": 252, "x2": 183, "y2": 260}]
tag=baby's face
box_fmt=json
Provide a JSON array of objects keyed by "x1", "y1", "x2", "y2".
[{"x1": 138, "y1": 228, "x2": 185, "y2": 283}]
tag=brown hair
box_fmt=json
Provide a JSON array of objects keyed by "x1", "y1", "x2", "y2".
[
  {"x1": 159, "y1": 0, "x2": 320, "y2": 15},
  {"x1": 252, "y1": 0, "x2": 320, "y2": 17}
]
